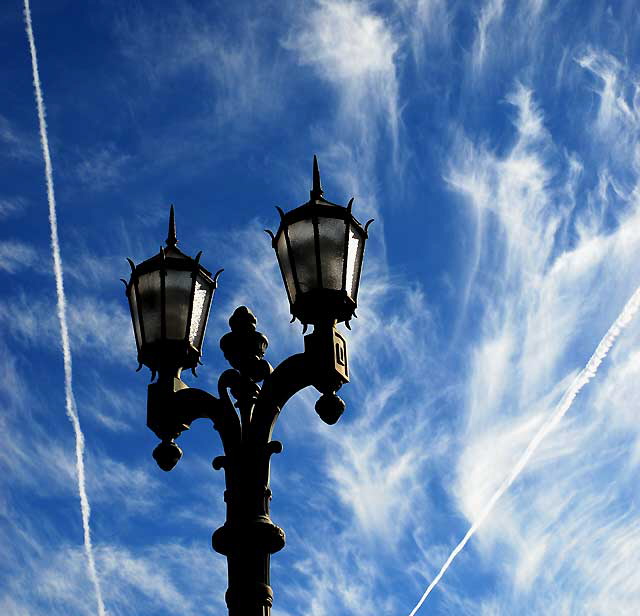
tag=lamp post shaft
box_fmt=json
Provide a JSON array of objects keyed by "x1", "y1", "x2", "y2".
[{"x1": 213, "y1": 441, "x2": 284, "y2": 616}]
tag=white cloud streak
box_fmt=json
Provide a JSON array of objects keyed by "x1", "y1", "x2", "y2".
[
  {"x1": 0, "y1": 197, "x2": 26, "y2": 220},
  {"x1": 116, "y1": 5, "x2": 284, "y2": 129},
  {"x1": 0, "y1": 294, "x2": 134, "y2": 364},
  {"x1": 0, "y1": 240, "x2": 40, "y2": 273},
  {"x1": 0, "y1": 538, "x2": 227, "y2": 616},
  {"x1": 284, "y1": 0, "x2": 401, "y2": 173},
  {"x1": 473, "y1": 0, "x2": 505, "y2": 72},
  {"x1": 0, "y1": 114, "x2": 39, "y2": 161},
  {"x1": 396, "y1": 0, "x2": 450, "y2": 66},
  {"x1": 408, "y1": 284, "x2": 640, "y2": 614},
  {"x1": 74, "y1": 144, "x2": 132, "y2": 191},
  {"x1": 22, "y1": 3, "x2": 106, "y2": 615},
  {"x1": 440, "y1": 69, "x2": 640, "y2": 611}
]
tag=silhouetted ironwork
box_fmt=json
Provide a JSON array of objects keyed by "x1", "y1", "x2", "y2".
[{"x1": 124, "y1": 158, "x2": 370, "y2": 615}]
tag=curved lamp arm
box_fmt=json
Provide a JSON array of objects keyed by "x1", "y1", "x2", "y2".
[
  {"x1": 248, "y1": 352, "x2": 312, "y2": 445},
  {"x1": 172, "y1": 376, "x2": 241, "y2": 456}
]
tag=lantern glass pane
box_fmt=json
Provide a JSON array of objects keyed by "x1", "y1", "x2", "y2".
[
  {"x1": 189, "y1": 274, "x2": 213, "y2": 350},
  {"x1": 345, "y1": 225, "x2": 364, "y2": 300},
  {"x1": 165, "y1": 269, "x2": 192, "y2": 340},
  {"x1": 276, "y1": 232, "x2": 296, "y2": 303},
  {"x1": 317, "y1": 216, "x2": 345, "y2": 290},
  {"x1": 137, "y1": 270, "x2": 162, "y2": 343},
  {"x1": 128, "y1": 285, "x2": 142, "y2": 351},
  {"x1": 288, "y1": 219, "x2": 317, "y2": 293}
]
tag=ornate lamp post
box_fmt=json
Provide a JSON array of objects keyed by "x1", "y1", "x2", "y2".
[{"x1": 124, "y1": 157, "x2": 372, "y2": 615}]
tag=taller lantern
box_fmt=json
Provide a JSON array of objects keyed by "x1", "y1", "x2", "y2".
[
  {"x1": 269, "y1": 156, "x2": 373, "y2": 327},
  {"x1": 125, "y1": 207, "x2": 222, "y2": 378}
]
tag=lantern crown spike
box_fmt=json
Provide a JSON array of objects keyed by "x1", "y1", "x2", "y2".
[
  {"x1": 310, "y1": 155, "x2": 323, "y2": 201},
  {"x1": 166, "y1": 205, "x2": 178, "y2": 247}
]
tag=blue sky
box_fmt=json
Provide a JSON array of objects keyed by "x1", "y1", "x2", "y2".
[{"x1": 2, "y1": 0, "x2": 640, "y2": 614}]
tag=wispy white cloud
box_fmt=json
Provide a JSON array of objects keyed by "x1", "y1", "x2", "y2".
[
  {"x1": 282, "y1": 535, "x2": 394, "y2": 615},
  {"x1": 284, "y1": 0, "x2": 402, "y2": 169},
  {"x1": 438, "y1": 71, "x2": 640, "y2": 612},
  {"x1": 116, "y1": 4, "x2": 286, "y2": 128},
  {"x1": 87, "y1": 456, "x2": 162, "y2": 514},
  {"x1": 78, "y1": 378, "x2": 142, "y2": 432},
  {"x1": 0, "y1": 240, "x2": 40, "y2": 273},
  {"x1": 0, "y1": 540, "x2": 227, "y2": 616},
  {"x1": 0, "y1": 114, "x2": 39, "y2": 162},
  {"x1": 74, "y1": 144, "x2": 132, "y2": 191},
  {"x1": 409, "y1": 282, "x2": 640, "y2": 614},
  {"x1": 288, "y1": 1, "x2": 398, "y2": 81},
  {"x1": 576, "y1": 47, "x2": 640, "y2": 176},
  {"x1": 0, "y1": 196, "x2": 27, "y2": 220},
  {"x1": 0, "y1": 347, "x2": 78, "y2": 496},
  {"x1": 472, "y1": 0, "x2": 505, "y2": 73},
  {"x1": 396, "y1": 0, "x2": 451, "y2": 67},
  {"x1": 0, "y1": 294, "x2": 134, "y2": 363},
  {"x1": 468, "y1": 0, "x2": 562, "y2": 80}
]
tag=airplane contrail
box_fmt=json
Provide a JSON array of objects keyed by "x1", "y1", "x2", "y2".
[
  {"x1": 408, "y1": 284, "x2": 640, "y2": 615},
  {"x1": 23, "y1": 2, "x2": 106, "y2": 614}
]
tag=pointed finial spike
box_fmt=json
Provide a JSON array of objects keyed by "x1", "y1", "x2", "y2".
[
  {"x1": 166, "y1": 205, "x2": 178, "y2": 247},
  {"x1": 310, "y1": 155, "x2": 323, "y2": 200}
]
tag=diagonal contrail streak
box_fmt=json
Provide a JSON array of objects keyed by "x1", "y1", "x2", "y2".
[
  {"x1": 23, "y1": 2, "x2": 106, "y2": 614},
  {"x1": 408, "y1": 285, "x2": 640, "y2": 616}
]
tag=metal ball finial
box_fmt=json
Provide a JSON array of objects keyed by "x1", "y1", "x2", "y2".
[
  {"x1": 314, "y1": 393, "x2": 345, "y2": 425},
  {"x1": 153, "y1": 439, "x2": 183, "y2": 471}
]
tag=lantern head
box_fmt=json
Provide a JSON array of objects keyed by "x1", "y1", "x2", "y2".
[
  {"x1": 124, "y1": 206, "x2": 222, "y2": 377},
  {"x1": 268, "y1": 156, "x2": 373, "y2": 326}
]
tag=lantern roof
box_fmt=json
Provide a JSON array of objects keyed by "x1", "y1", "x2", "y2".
[
  {"x1": 130, "y1": 206, "x2": 213, "y2": 278},
  {"x1": 271, "y1": 156, "x2": 373, "y2": 235}
]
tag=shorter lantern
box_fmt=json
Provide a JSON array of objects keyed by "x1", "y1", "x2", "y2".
[
  {"x1": 124, "y1": 206, "x2": 222, "y2": 377},
  {"x1": 268, "y1": 156, "x2": 372, "y2": 326}
]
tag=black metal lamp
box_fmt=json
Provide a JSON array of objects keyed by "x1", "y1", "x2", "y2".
[
  {"x1": 123, "y1": 159, "x2": 372, "y2": 615},
  {"x1": 124, "y1": 206, "x2": 222, "y2": 380},
  {"x1": 268, "y1": 156, "x2": 373, "y2": 327}
]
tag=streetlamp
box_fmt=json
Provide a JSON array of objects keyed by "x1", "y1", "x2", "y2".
[{"x1": 123, "y1": 156, "x2": 372, "y2": 615}]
